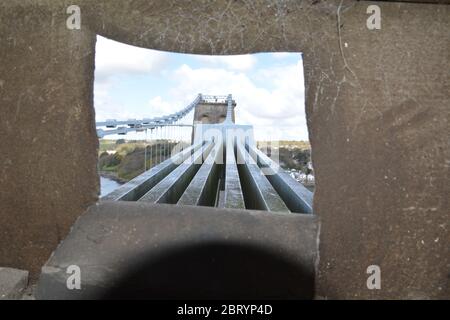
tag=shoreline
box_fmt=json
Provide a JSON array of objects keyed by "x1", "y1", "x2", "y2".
[{"x1": 99, "y1": 171, "x2": 127, "y2": 184}]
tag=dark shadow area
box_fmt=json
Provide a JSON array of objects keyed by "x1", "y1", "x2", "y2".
[{"x1": 102, "y1": 241, "x2": 314, "y2": 299}]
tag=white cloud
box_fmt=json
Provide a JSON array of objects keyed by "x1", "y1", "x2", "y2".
[
  {"x1": 94, "y1": 37, "x2": 307, "y2": 141},
  {"x1": 148, "y1": 96, "x2": 176, "y2": 116},
  {"x1": 94, "y1": 36, "x2": 171, "y2": 121},
  {"x1": 165, "y1": 61, "x2": 307, "y2": 140},
  {"x1": 195, "y1": 55, "x2": 257, "y2": 71},
  {"x1": 94, "y1": 88, "x2": 139, "y2": 121},
  {"x1": 271, "y1": 52, "x2": 292, "y2": 59},
  {"x1": 95, "y1": 36, "x2": 169, "y2": 81}
]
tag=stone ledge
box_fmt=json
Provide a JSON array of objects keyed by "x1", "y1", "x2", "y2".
[
  {"x1": 0, "y1": 267, "x2": 29, "y2": 300},
  {"x1": 36, "y1": 201, "x2": 319, "y2": 299}
]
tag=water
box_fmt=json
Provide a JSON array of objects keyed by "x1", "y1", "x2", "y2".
[{"x1": 100, "y1": 176, "x2": 121, "y2": 197}]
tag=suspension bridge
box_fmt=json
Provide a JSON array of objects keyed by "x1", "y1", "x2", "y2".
[
  {"x1": 37, "y1": 93, "x2": 317, "y2": 299},
  {"x1": 95, "y1": 94, "x2": 202, "y2": 138},
  {"x1": 97, "y1": 94, "x2": 313, "y2": 213}
]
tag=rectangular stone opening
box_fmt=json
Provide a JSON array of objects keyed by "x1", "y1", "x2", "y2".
[{"x1": 94, "y1": 36, "x2": 313, "y2": 213}]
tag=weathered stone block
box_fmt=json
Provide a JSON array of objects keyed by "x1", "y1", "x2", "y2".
[
  {"x1": 0, "y1": 267, "x2": 29, "y2": 300},
  {"x1": 36, "y1": 201, "x2": 319, "y2": 299}
]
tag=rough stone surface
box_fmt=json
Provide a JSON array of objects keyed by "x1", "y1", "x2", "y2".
[
  {"x1": 0, "y1": 0, "x2": 449, "y2": 298},
  {"x1": 0, "y1": 267, "x2": 29, "y2": 300},
  {"x1": 193, "y1": 101, "x2": 236, "y2": 124},
  {"x1": 0, "y1": 1, "x2": 98, "y2": 280},
  {"x1": 36, "y1": 201, "x2": 319, "y2": 299},
  {"x1": 21, "y1": 284, "x2": 36, "y2": 300}
]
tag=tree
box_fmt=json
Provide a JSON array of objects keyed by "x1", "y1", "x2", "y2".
[{"x1": 116, "y1": 139, "x2": 126, "y2": 145}]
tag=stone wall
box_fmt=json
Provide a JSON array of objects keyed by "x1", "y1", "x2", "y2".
[
  {"x1": 0, "y1": 0, "x2": 448, "y2": 298},
  {"x1": 0, "y1": 0, "x2": 98, "y2": 280}
]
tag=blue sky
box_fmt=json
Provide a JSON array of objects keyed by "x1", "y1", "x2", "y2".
[{"x1": 94, "y1": 36, "x2": 307, "y2": 141}]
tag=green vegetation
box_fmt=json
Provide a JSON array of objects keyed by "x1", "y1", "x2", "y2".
[
  {"x1": 258, "y1": 140, "x2": 310, "y2": 151},
  {"x1": 98, "y1": 139, "x2": 189, "y2": 182},
  {"x1": 98, "y1": 139, "x2": 312, "y2": 183},
  {"x1": 257, "y1": 140, "x2": 311, "y2": 174},
  {"x1": 98, "y1": 140, "x2": 117, "y2": 153}
]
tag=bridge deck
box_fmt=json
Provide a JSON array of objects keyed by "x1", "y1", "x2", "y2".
[
  {"x1": 102, "y1": 138, "x2": 313, "y2": 214},
  {"x1": 102, "y1": 143, "x2": 202, "y2": 201},
  {"x1": 178, "y1": 140, "x2": 224, "y2": 207},
  {"x1": 139, "y1": 142, "x2": 214, "y2": 204},
  {"x1": 223, "y1": 138, "x2": 246, "y2": 209}
]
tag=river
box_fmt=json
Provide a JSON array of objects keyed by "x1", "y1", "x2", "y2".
[{"x1": 100, "y1": 176, "x2": 122, "y2": 197}]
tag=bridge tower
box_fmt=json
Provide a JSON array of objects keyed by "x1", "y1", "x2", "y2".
[{"x1": 193, "y1": 95, "x2": 236, "y2": 124}]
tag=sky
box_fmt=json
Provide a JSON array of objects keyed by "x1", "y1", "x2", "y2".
[{"x1": 94, "y1": 35, "x2": 308, "y2": 141}]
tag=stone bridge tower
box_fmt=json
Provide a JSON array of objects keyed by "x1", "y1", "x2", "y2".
[{"x1": 193, "y1": 95, "x2": 236, "y2": 124}]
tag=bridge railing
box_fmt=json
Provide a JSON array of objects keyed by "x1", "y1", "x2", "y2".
[
  {"x1": 95, "y1": 94, "x2": 201, "y2": 138},
  {"x1": 199, "y1": 95, "x2": 228, "y2": 103}
]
